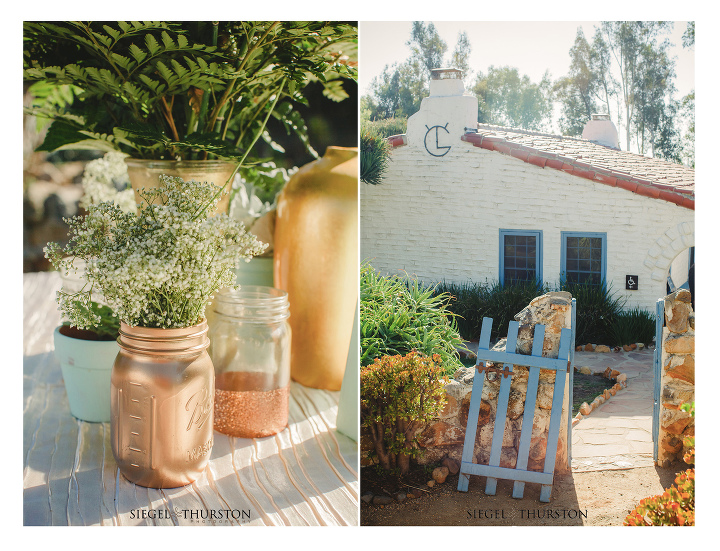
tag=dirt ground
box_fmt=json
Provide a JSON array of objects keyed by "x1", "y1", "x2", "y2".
[{"x1": 360, "y1": 464, "x2": 685, "y2": 526}]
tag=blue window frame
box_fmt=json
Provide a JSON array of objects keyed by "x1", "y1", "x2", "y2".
[
  {"x1": 499, "y1": 229, "x2": 543, "y2": 285},
  {"x1": 561, "y1": 232, "x2": 607, "y2": 285}
]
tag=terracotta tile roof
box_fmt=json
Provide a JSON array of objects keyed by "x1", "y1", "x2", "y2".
[
  {"x1": 387, "y1": 124, "x2": 694, "y2": 210},
  {"x1": 463, "y1": 123, "x2": 695, "y2": 210}
]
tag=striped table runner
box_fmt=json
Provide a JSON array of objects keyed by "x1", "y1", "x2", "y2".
[{"x1": 23, "y1": 271, "x2": 359, "y2": 526}]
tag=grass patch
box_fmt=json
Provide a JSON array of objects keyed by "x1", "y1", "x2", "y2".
[{"x1": 572, "y1": 372, "x2": 613, "y2": 415}]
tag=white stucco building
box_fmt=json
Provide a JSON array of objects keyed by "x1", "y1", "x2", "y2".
[{"x1": 361, "y1": 69, "x2": 695, "y2": 312}]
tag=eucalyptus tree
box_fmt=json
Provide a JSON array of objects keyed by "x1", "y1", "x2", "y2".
[
  {"x1": 596, "y1": 21, "x2": 677, "y2": 155},
  {"x1": 365, "y1": 22, "x2": 471, "y2": 120},
  {"x1": 555, "y1": 21, "x2": 685, "y2": 161},
  {"x1": 472, "y1": 66, "x2": 553, "y2": 131},
  {"x1": 554, "y1": 28, "x2": 615, "y2": 136}
]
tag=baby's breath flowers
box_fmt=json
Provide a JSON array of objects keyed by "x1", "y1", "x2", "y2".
[
  {"x1": 45, "y1": 175, "x2": 267, "y2": 329},
  {"x1": 79, "y1": 151, "x2": 136, "y2": 214}
]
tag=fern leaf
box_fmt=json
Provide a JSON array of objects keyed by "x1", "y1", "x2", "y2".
[
  {"x1": 155, "y1": 61, "x2": 173, "y2": 83},
  {"x1": 128, "y1": 44, "x2": 147, "y2": 64},
  {"x1": 170, "y1": 59, "x2": 189, "y2": 80},
  {"x1": 103, "y1": 25, "x2": 120, "y2": 41},
  {"x1": 110, "y1": 53, "x2": 133, "y2": 71},
  {"x1": 145, "y1": 34, "x2": 160, "y2": 55},
  {"x1": 160, "y1": 31, "x2": 175, "y2": 50},
  {"x1": 183, "y1": 56, "x2": 199, "y2": 73},
  {"x1": 137, "y1": 74, "x2": 160, "y2": 92},
  {"x1": 90, "y1": 30, "x2": 113, "y2": 49}
]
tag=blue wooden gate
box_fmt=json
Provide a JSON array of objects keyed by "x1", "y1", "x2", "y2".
[
  {"x1": 457, "y1": 299, "x2": 575, "y2": 503},
  {"x1": 652, "y1": 298, "x2": 665, "y2": 463}
]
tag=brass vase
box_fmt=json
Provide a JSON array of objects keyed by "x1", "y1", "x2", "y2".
[
  {"x1": 111, "y1": 320, "x2": 214, "y2": 488},
  {"x1": 274, "y1": 147, "x2": 358, "y2": 390},
  {"x1": 125, "y1": 159, "x2": 238, "y2": 215}
]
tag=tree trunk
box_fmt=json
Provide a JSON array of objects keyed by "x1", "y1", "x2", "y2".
[{"x1": 369, "y1": 422, "x2": 391, "y2": 470}]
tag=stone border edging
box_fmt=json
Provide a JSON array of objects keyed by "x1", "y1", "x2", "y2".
[{"x1": 573, "y1": 367, "x2": 628, "y2": 425}]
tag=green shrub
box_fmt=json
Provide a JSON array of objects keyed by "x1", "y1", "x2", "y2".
[
  {"x1": 361, "y1": 351, "x2": 446, "y2": 474},
  {"x1": 609, "y1": 306, "x2": 656, "y2": 346},
  {"x1": 360, "y1": 127, "x2": 390, "y2": 186},
  {"x1": 360, "y1": 263, "x2": 465, "y2": 375},
  {"x1": 483, "y1": 280, "x2": 547, "y2": 341},
  {"x1": 433, "y1": 279, "x2": 545, "y2": 342},
  {"x1": 625, "y1": 402, "x2": 695, "y2": 526},
  {"x1": 363, "y1": 116, "x2": 408, "y2": 138},
  {"x1": 433, "y1": 278, "x2": 631, "y2": 346},
  {"x1": 432, "y1": 280, "x2": 486, "y2": 341},
  {"x1": 558, "y1": 280, "x2": 625, "y2": 345}
]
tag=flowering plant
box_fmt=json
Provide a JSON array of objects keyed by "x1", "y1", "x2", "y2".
[
  {"x1": 45, "y1": 175, "x2": 266, "y2": 329},
  {"x1": 79, "y1": 151, "x2": 136, "y2": 213}
]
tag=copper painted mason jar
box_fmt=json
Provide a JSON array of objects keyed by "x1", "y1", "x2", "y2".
[
  {"x1": 208, "y1": 286, "x2": 291, "y2": 438},
  {"x1": 274, "y1": 146, "x2": 358, "y2": 390},
  {"x1": 111, "y1": 320, "x2": 214, "y2": 488}
]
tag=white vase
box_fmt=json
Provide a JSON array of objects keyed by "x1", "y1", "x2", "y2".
[
  {"x1": 53, "y1": 327, "x2": 118, "y2": 422},
  {"x1": 336, "y1": 301, "x2": 359, "y2": 442},
  {"x1": 234, "y1": 256, "x2": 274, "y2": 287}
]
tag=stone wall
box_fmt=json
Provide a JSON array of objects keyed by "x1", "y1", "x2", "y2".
[
  {"x1": 657, "y1": 289, "x2": 695, "y2": 466},
  {"x1": 360, "y1": 292, "x2": 573, "y2": 475}
]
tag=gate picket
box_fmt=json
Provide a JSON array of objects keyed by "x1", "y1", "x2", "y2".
[
  {"x1": 457, "y1": 307, "x2": 574, "y2": 503},
  {"x1": 511, "y1": 324, "x2": 545, "y2": 498},
  {"x1": 484, "y1": 322, "x2": 518, "y2": 496},
  {"x1": 457, "y1": 318, "x2": 493, "y2": 492}
]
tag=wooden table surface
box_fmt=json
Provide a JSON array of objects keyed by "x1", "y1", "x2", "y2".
[{"x1": 23, "y1": 271, "x2": 359, "y2": 526}]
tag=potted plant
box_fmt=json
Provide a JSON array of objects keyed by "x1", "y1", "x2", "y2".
[
  {"x1": 49, "y1": 153, "x2": 135, "y2": 423},
  {"x1": 53, "y1": 293, "x2": 121, "y2": 423},
  {"x1": 45, "y1": 175, "x2": 266, "y2": 488},
  {"x1": 227, "y1": 162, "x2": 293, "y2": 286},
  {"x1": 23, "y1": 21, "x2": 358, "y2": 213}
]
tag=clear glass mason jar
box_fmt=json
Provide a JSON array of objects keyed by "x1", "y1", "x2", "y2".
[
  {"x1": 208, "y1": 286, "x2": 291, "y2": 438},
  {"x1": 111, "y1": 320, "x2": 214, "y2": 488}
]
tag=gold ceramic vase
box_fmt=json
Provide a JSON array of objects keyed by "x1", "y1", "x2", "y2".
[
  {"x1": 111, "y1": 320, "x2": 214, "y2": 488},
  {"x1": 125, "y1": 159, "x2": 238, "y2": 214},
  {"x1": 274, "y1": 147, "x2": 358, "y2": 390}
]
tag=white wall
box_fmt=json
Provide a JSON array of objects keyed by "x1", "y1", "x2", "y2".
[{"x1": 360, "y1": 140, "x2": 695, "y2": 312}]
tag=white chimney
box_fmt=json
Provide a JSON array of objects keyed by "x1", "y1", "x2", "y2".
[
  {"x1": 405, "y1": 68, "x2": 478, "y2": 154},
  {"x1": 582, "y1": 114, "x2": 619, "y2": 149},
  {"x1": 429, "y1": 68, "x2": 464, "y2": 96}
]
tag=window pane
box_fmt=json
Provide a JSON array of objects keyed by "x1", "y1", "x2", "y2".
[
  {"x1": 564, "y1": 234, "x2": 604, "y2": 286},
  {"x1": 503, "y1": 232, "x2": 539, "y2": 283}
]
